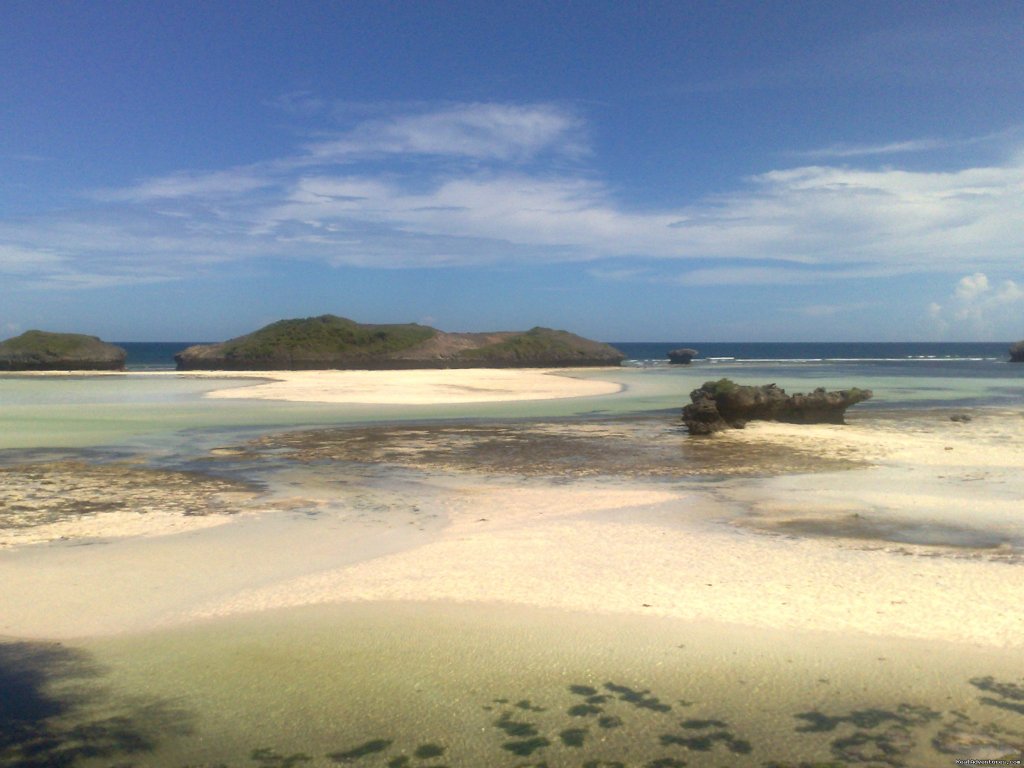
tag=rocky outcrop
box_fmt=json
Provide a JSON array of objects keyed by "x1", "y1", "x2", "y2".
[
  {"x1": 0, "y1": 330, "x2": 126, "y2": 371},
  {"x1": 681, "y1": 379, "x2": 873, "y2": 435},
  {"x1": 667, "y1": 347, "x2": 698, "y2": 364},
  {"x1": 175, "y1": 315, "x2": 625, "y2": 370},
  {"x1": 1010, "y1": 341, "x2": 1024, "y2": 362}
]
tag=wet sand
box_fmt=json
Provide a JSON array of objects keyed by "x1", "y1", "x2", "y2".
[
  {"x1": 0, "y1": 460, "x2": 257, "y2": 548},
  {"x1": 8, "y1": 601, "x2": 1024, "y2": 766}
]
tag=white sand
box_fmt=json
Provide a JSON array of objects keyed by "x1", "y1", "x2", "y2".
[
  {"x1": 183, "y1": 475, "x2": 1024, "y2": 649},
  {"x1": 198, "y1": 367, "x2": 622, "y2": 404},
  {"x1": 717, "y1": 411, "x2": 1024, "y2": 540},
  {"x1": 175, "y1": 408, "x2": 1024, "y2": 649},
  {"x1": 0, "y1": 507, "x2": 239, "y2": 548},
  {"x1": 6, "y1": 367, "x2": 623, "y2": 404}
]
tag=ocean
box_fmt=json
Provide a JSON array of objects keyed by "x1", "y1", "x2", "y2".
[
  {"x1": 612, "y1": 340, "x2": 1013, "y2": 365},
  {"x1": 117, "y1": 341, "x2": 206, "y2": 370}
]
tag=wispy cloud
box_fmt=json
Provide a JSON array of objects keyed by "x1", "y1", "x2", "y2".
[
  {"x1": 4, "y1": 101, "x2": 1024, "y2": 291},
  {"x1": 0, "y1": 243, "x2": 67, "y2": 275},
  {"x1": 666, "y1": 267, "x2": 831, "y2": 287},
  {"x1": 302, "y1": 102, "x2": 587, "y2": 163},
  {"x1": 93, "y1": 169, "x2": 276, "y2": 202},
  {"x1": 796, "y1": 138, "x2": 967, "y2": 160},
  {"x1": 794, "y1": 128, "x2": 1021, "y2": 160}
]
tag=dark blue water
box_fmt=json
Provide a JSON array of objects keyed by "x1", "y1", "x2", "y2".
[
  {"x1": 116, "y1": 342, "x2": 207, "y2": 370},
  {"x1": 611, "y1": 341, "x2": 1013, "y2": 364},
  {"x1": 117, "y1": 340, "x2": 1020, "y2": 376}
]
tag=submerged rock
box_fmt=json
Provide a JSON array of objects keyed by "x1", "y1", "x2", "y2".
[
  {"x1": 0, "y1": 330, "x2": 126, "y2": 371},
  {"x1": 681, "y1": 379, "x2": 872, "y2": 435},
  {"x1": 667, "y1": 347, "x2": 699, "y2": 364},
  {"x1": 1010, "y1": 340, "x2": 1024, "y2": 362},
  {"x1": 175, "y1": 315, "x2": 625, "y2": 370}
]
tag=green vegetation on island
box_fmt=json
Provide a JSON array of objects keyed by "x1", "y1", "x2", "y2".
[
  {"x1": 174, "y1": 315, "x2": 625, "y2": 370},
  {"x1": 0, "y1": 330, "x2": 126, "y2": 371},
  {"x1": 176, "y1": 315, "x2": 436, "y2": 369},
  {"x1": 460, "y1": 326, "x2": 624, "y2": 366}
]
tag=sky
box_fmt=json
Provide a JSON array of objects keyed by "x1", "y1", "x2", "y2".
[{"x1": 2, "y1": 1, "x2": 1023, "y2": 342}]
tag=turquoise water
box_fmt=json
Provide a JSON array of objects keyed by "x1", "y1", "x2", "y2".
[{"x1": 1, "y1": 358, "x2": 1021, "y2": 452}]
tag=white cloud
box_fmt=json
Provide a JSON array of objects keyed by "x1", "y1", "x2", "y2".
[
  {"x1": 955, "y1": 272, "x2": 990, "y2": 302},
  {"x1": 994, "y1": 280, "x2": 1024, "y2": 304},
  {"x1": 931, "y1": 272, "x2": 1024, "y2": 336},
  {"x1": 243, "y1": 157, "x2": 1024, "y2": 273},
  {"x1": 5, "y1": 101, "x2": 1024, "y2": 291}
]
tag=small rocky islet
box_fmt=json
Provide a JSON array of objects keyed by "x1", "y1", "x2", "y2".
[
  {"x1": 0, "y1": 330, "x2": 126, "y2": 371},
  {"x1": 173, "y1": 315, "x2": 626, "y2": 370},
  {"x1": 681, "y1": 378, "x2": 873, "y2": 435},
  {"x1": 667, "y1": 347, "x2": 699, "y2": 364}
]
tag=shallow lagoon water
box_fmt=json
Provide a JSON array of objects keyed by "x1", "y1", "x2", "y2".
[{"x1": 1, "y1": 361, "x2": 1021, "y2": 452}]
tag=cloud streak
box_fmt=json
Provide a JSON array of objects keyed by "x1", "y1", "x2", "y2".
[
  {"x1": 301, "y1": 102, "x2": 588, "y2": 163},
  {"x1": 3, "y1": 102, "x2": 1024, "y2": 290},
  {"x1": 794, "y1": 127, "x2": 1022, "y2": 160}
]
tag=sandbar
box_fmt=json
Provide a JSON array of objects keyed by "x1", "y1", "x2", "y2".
[
  {"x1": 198, "y1": 367, "x2": 622, "y2": 404},
  {"x1": 5, "y1": 367, "x2": 624, "y2": 404}
]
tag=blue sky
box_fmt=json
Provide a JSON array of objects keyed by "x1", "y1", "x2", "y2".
[{"x1": 2, "y1": 1, "x2": 1023, "y2": 342}]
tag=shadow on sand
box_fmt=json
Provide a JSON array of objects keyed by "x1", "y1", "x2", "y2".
[{"x1": 0, "y1": 640, "x2": 194, "y2": 767}]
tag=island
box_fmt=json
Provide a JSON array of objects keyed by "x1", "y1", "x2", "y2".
[
  {"x1": 174, "y1": 315, "x2": 626, "y2": 370},
  {"x1": 667, "y1": 347, "x2": 699, "y2": 364},
  {"x1": 0, "y1": 330, "x2": 126, "y2": 371},
  {"x1": 1010, "y1": 340, "x2": 1024, "y2": 363}
]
